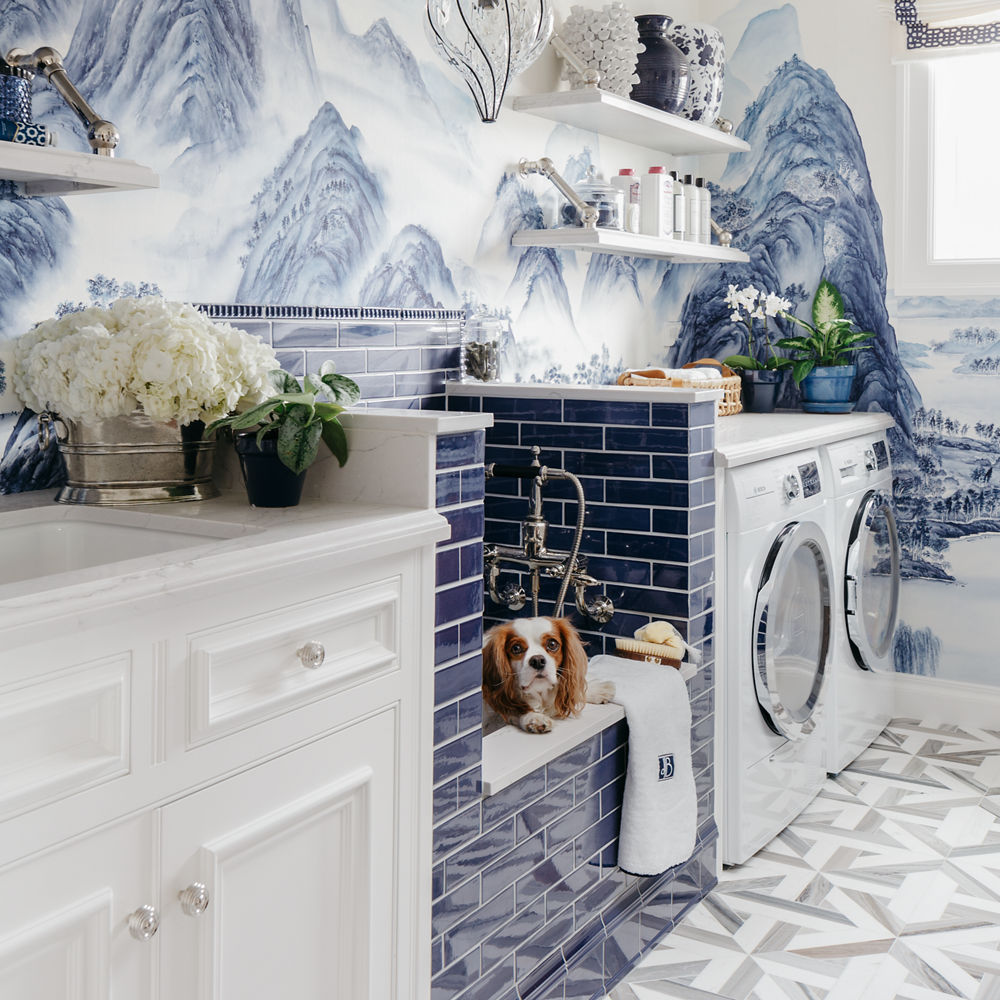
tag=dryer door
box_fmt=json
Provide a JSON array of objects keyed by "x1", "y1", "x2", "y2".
[
  {"x1": 845, "y1": 489, "x2": 900, "y2": 670},
  {"x1": 752, "y1": 520, "x2": 833, "y2": 741}
]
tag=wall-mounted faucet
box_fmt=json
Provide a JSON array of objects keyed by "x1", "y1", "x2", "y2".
[
  {"x1": 5, "y1": 46, "x2": 119, "y2": 156},
  {"x1": 485, "y1": 445, "x2": 615, "y2": 623}
]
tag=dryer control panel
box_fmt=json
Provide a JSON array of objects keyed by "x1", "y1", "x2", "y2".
[{"x1": 827, "y1": 436, "x2": 891, "y2": 493}]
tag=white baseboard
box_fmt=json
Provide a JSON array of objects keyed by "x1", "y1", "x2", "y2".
[{"x1": 894, "y1": 673, "x2": 1000, "y2": 729}]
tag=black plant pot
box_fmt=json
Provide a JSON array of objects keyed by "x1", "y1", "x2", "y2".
[
  {"x1": 235, "y1": 431, "x2": 307, "y2": 507},
  {"x1": 740, "y1": 369, "x2": 782, "y2": 413}
]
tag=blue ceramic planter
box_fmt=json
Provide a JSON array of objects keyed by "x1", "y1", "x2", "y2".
[{"x1": 800, "y1": 364, "x2": 856, "y2": 413}]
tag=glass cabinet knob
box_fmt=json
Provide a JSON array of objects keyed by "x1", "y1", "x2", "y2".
[{"x1": 296, "y1": 641, "x2": 326, "y2": 669}]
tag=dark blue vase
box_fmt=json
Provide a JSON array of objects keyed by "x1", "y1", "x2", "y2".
[{"x1": 630, "y1": 15, "x2": 691, "y2": 115}]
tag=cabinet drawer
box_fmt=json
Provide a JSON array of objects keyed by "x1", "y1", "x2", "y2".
[
  {"x1": 0, "y1": 654, "x2": 131, "y2": 821},
  {"x1": 186, "y1": 576, "x2": 400, "y2": 747}
]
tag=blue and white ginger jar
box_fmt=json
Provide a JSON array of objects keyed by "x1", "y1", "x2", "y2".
[{"x1": 667, "y1": 22, "x2": 725, "y2": 124}]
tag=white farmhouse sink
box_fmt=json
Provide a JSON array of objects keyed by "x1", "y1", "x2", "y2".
[{"x1": 0, "y1": 505, "x2": 249, "y2": 586}]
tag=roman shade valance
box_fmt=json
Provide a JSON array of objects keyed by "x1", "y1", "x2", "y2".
[{"x1": 880, "y1": 0, "x2": 1000, "y2": 48}]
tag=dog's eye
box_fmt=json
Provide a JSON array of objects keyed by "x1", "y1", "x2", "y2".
[
  {"x1": 545, "y1": 638, "x2": 560, "y2": 652},
  {"x1": 510, "y1": 643, "x2": 525, "y2": 656}
]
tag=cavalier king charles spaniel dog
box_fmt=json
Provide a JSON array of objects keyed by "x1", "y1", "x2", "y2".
[{"x1": 482, "y1": 617, "x2": 616, "y2": 734}]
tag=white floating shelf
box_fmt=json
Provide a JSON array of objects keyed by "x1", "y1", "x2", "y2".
[
  {"x1": 511, "y1": 89, "x2": 750, "y2": 156},
  {"x1": 0, "y1": 143, "x2": 159, "y2": 196},
  {"x1": 511, "y1": 227, "x2": 750, "y2": 263}
]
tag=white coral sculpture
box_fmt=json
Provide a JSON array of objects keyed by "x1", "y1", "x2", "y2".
[{"x1": 557, "y1": 3, "x2": 642, "y2": 98}]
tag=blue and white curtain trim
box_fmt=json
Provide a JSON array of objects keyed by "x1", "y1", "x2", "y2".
[{"x1": 882, "y1": 0, "x2": 1000, "y2": 48}]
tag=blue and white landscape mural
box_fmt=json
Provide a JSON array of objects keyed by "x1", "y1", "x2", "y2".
[{"x1": 0, "y1": 0, "x2": 997, "y2": 685}]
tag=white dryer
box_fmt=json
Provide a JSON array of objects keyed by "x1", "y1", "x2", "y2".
[
  {"x1": 720, "y1": 448, "x2": 834, "y2": 866},
  {"x1": 822, "y1": 432, "x2": 900, "y2": 775}
]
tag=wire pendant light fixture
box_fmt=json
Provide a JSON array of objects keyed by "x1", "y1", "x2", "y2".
[{"x1": 425, "y1": 0, "x2": 553, "y2": 123}]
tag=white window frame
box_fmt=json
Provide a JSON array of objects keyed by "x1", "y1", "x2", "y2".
[{"x1": 895, "y1": 51, "x2": 1000, "y2": 296}]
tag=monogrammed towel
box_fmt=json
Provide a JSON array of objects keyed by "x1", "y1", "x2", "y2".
[{"x1": 587, "y1": 654, "x2": 697, "y2": 877}]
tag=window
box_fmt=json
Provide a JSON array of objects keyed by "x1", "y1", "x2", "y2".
[{"x1": 896, "y1": 43, "x2": 1000, "y2": 294}]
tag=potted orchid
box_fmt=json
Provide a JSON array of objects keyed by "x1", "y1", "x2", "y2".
[{"x1": 721, "y1": 284, "x2": 793, "y2": 413}]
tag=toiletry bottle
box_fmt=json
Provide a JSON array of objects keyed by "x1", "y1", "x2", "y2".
[
  {"x1": 641, "y1": 166, "x2": 674, "y2": 239},
  {"x1": 684, "y1": 174, "x2": 701, "y2": 244},
  {"x1": 697, "y1": 178, "x2": 711, "y2": 244},
  {"x1": 670, "y1": 170, "x2": 686, "y2": 241},
  {"x1": 613, "y1": 168, "x2": 642, "y2": 235}
]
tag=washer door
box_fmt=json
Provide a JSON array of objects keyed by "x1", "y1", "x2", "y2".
[
  {"x1": 752, "y1": 521, "x2": 832, "y2": 740},
  {"x1": 845, "y1": 489, "x2": 900, "y2": 670}
]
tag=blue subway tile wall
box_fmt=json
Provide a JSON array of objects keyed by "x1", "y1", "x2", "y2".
[
  {"x1": 440, "y1": 389, "x2": 719, "y2": 1000},
  {"x1": 194, "y1": 305, "x2": 462, "y2": 409}
]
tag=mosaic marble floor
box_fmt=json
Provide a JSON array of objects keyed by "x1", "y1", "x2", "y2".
[{"x1": 611, "y1": 720, "x2": 1000, "y2": 1000}]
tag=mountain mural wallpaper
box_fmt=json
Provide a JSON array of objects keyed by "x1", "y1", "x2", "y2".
[{"x1": 0, "y1": 0, "x2": 995, "y2": 685}]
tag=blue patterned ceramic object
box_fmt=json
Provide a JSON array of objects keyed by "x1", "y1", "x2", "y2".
[
  {"x1": 630, "y1": 15, "x2": 690, "y2": 116},
  {"x1": 667, "y1": 21, "x2": 725, "y2": 124}
]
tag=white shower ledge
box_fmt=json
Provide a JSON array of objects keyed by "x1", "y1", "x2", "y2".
[{"x1": 481, "y1": 702, "x2": 625, "y2": 796}]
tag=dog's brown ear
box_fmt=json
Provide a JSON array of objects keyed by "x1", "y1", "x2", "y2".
[
  {"x1": 553, "y1": 617, "x2": 588, "y2": 718},
  {"x1": 482, "y1": 623, "x2": 530, "y2": 722}
]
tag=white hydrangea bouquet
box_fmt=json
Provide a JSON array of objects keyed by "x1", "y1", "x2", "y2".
[{"x1": 12, "y1": 295, "x2": 279, "y2": 426}]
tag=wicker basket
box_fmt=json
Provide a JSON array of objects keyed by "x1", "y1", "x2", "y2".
[{"x1": 616, "y1": 358, "x2": 743, "y2": 416}]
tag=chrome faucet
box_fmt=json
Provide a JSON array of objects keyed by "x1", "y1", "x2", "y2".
[
  {"x1": 484, "y1": 446, "x2": 614, "y2": 623},
  {"x1": 5, "y1": 46, "x2": 119, "y2": 156}
]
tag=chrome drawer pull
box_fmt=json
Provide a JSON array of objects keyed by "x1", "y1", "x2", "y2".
[
  {"x1": 296, "y1": 641, "x2": 326, "y2": 669},
  {"x1": 179, "y1": 882, "x2": 210, "y2": 917},
  {"x1": 128, "y1": 904, "x2": 160, "y2": 941}
]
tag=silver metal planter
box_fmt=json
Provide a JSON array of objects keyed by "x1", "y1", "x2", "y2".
[{"x1": 39, "y1": 411, "x2": 219, "y2": 505}]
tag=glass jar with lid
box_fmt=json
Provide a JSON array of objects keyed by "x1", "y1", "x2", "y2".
[{"x1": 559, "y1": 166, "x2": 624, "y2": 230}]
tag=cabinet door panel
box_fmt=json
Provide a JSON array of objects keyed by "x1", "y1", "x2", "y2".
[
  {"x1": 160, "y1": 710, "x2": 397, "y2": 1000},
  {"x1": 0, "y1": 814, "x2": 154, "y2": 999}
]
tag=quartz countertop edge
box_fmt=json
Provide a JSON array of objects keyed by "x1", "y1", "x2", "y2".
[
  {"x1": 715, "y1": 411, "x2": 895, "y2": 467},
  {"x1": 447, "y1": 381, "x2": 723, "y2": 404},
  {"x1": 0, "y1": 492, "x2": 449, "y2": 630}
]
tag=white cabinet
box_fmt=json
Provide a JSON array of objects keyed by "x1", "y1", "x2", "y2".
[
  {"x1": 159, "y1": 712, "x2": 397, "y2": 1000},
  {"x1": 0, "y1": 813, "x2": 155, "y2": 999},
  {"x1": 0, "y1": 510, "x2": 442, "y2": 1000}
]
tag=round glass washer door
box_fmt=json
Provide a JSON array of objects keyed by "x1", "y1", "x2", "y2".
[
  {"x1": 845, "y1": 489, "x2": 900, "y2": 670},
  {"x1": 752, "y1": 520, "x2": 833, "y2": 741}
]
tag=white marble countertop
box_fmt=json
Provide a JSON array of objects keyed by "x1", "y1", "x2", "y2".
[
  {"x1": 715, "y1": 411, "x2": 895, "y2": 468},
  {"x1": 447, "y1": 381, "x2": 723, "y2": 405},
  {"x1": 0, "y1": 490, "x2": 449, "y2": 631},
  {"x1": 0, "y1": 408, "x2": 494, "y2": 633}
]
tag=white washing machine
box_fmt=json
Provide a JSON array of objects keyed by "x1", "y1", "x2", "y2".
[
  {"x1": 719, "y1": 447, "x2": 835, "y2": 867},
  {"x1": 822, "y1": 431, "x2": 900, "y2": 775}
]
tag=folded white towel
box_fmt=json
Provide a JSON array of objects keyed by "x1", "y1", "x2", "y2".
[{"x1": 587, "y1": 654, "x2": 697, "y2": 877}]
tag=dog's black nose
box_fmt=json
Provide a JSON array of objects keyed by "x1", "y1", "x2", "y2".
[{"x1": 529, "y1": 655, "x2": 547, "y2": 671}]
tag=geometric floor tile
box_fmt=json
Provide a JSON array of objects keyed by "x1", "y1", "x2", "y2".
[{"x1": 614, "y1": 721, "x2": 1000, "y2": 1000}]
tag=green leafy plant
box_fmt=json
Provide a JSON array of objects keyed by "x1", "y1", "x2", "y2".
[
  {"x1": 776, "y1": 279, "x2": 876, "y2": 385},
  {"x1": 207, "y1": 362, "x2": 361, "y2": 474},
  {"x1": 720, "y1": 284, "x2": 794, "y2": 373}
]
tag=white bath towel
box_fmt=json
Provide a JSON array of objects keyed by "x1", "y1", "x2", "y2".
[{"x1": 587, "y1": 654, "x2": 697, "y2": 877}]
